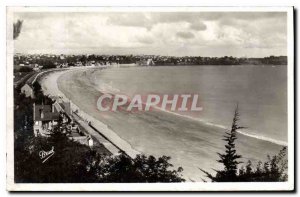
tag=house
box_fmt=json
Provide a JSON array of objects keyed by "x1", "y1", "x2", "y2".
[
  {"x1": 137, "y1": 58, "x2": 155, "y2": 66},
  {"x1": 147, "y1": 58, "x2": 155, "y2": 66},
  {"x1": 53, "y1": 101, "x2": 72, "y2": 123},
  {"x1": 33, "y1": 103, "x2": 60, "y2": 137},
  {"x1": 75, "y1": 61, "x2": 83, "y2": 67},
  {"x1": 21, "y1": 83, "x2": 34, "y2": 98},
  {"x1": 33, "y1": 67, "x2": 40, "y2": 71},
  {"x1": 57, "y1": 63, "x2": 68, "y2": 68},
  {"x1": 32, "y1": 64, "x2": 43, "y2": 72}
]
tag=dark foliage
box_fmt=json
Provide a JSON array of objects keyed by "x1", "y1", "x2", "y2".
[
  {"x1": 39, "y1": 59, "x2": 56, "y2": 69},
  {"x1": 15, "y1": 130, "x2": 185, "y2": 183},
  {"x1": 201, "y1": 106, "x2": 288, "y2": 182},
  {"x1": 14, "y1": 81, "x2": 184, "y2": 183},
  {"x1": 201, "y1": 105, "x2": 243, "y2": 182},
  {"x1": 15, "y1": 130, "x2": 92, "y2": 183},
  {"x1": 76, "y1": 152, "x2": 185, "y2": 183},
  {"x1": 237, "y1": 147, "x2": 288, "y2": 182},
  {"x1": 18, "y1": 66, "x2": 33, "y2": 73},
  {"x1": 14, "y1": 53, "x2": 287, "y2": 68},
  {"x1": 14, "y1": 92, "x2": 34, "y2": 134},
  {"x1": 32, "y1": 81, "x2": 53, "y2": 105},
  {"x1": 13, "y1": 20, "x2": 23, "y2": 40}
]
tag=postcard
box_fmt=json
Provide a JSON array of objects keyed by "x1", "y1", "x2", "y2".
[{"x1": 6, "y1": 6, "x2": 294, "y2": 191}]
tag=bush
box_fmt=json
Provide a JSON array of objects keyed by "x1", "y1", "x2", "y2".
[
  {"x1": 19, "y1": 66, "x2": 33, "y2": 72},
  {"x1": 15, "y1": 130, "x2": 185, "y2": 183},
  {"x1": 238, "y1": 147, "x2": 288, "y2": 182},
  {"x1": 15, "y1": 131, "x2": 92, "y2": 183},
  {"x1": 76, "y1": 151, "x2": 185, "y2": 183}
]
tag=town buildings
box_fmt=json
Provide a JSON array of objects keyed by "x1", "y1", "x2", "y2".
[
  {"x1": 32, "y1": 100, "x2": 93, "y2": 148},
  {"x1": 33, "y1": 103, "x2": 60, "y2": 137}
]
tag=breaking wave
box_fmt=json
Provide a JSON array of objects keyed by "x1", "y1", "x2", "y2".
[{"x1": 151, "y1": 105, "x2": 287, "y2": 146}]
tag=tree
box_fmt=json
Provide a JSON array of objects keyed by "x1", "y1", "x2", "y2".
[
  {"x1": 75, "y1": 152, "x2": 185, "y2": 183},
  {"x1": 14, "y1": 102, "x2": 185, "y2": 183},
  {"x1": 19, "y1": 66, "x2": 33, "y2": 72},
  {"x1": 201, "y1": 105, "x2": 288, "y2": 182},
  {"x1": 41, "y1": 59, "x2": 56, "y2": 69},
  {"x1": 235, "y1": 147, "x2": 288, "y2": 182},
  {"x1": 14, "y1": 79, "x2": 184, "y2": 183},
  {"x1": 201, "y1": 105, "x2": 244, "y2": 182},
  {"x1": 13, "y1": 20, "x2": 23, "y2": 40},
  {"x1": 15, "y1": 128, "x2": 94, "y2": 183},
  {"x1": 32, "y1": 81, "x2": 53, "y2": 104},
  {"x1": 15, "y1": 130, "x2": 185, "y2": 183}
]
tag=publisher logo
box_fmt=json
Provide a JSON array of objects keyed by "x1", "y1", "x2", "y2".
[{"x1": 39, "y1": 146, "x2": 55, "y2": 163}]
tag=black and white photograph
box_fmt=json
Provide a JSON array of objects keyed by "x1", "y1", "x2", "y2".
[{"x1": 6, "y1": 6, "x2": 294, "y2": 191}]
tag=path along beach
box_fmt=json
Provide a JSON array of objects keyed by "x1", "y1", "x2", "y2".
[
  {"x1": 39, "y1": 67, "x2": 285, "y2": 181},
  {"x1": 39, "y1": 68, "x2": 140, "y2": 158}
]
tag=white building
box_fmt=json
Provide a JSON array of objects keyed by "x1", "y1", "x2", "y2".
[{"x1": 21, "y1": 83, "x2": 34, "y2": 98}]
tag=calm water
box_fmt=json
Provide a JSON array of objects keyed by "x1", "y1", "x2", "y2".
[
  {"x1": 58, "y1": 65, "x2": 287, "y2": 181},
  {"x1": 93, "y1": 65, "x2": 287, "y2": 143}
]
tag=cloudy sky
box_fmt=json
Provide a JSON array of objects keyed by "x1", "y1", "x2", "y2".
[{"x1": 14, "y1": 12, "x2": 287, "y2": 57}]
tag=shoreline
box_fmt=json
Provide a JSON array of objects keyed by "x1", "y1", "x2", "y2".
[
  {"x1": 39, "y1": 67, "x2": 286, "y2": 148},
  {"x1": 38, "y1": 67, "x2": 140, "y2": 158},
  {"x1": 38, "y1": 66, "x2": 285, "y2": 181},
  {"x1": 83, "y1": 66, "x2": 287, "y2": 147},
  {"x1": 144, "y1": 101, "x2": 287, "y2": 146}
]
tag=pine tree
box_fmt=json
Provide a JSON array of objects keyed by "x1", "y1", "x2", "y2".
[
  {"x1": 201, "y1": 105, "x2": 243, "y2": 182},
  {"x1": 200, "y1": 105, "x2": 288, "y2": 182}
]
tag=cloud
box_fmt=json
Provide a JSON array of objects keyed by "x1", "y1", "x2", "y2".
[
  {"x1": 106, "y1": 13, "x2": 152, "y2": 29},
  {"x1": 13, "y1": 11, "x2": 287, "y2": 57},
  {"x1": 106, "y1": 13, "x2": 210, "y2": 30},
  {"x1": 135, "y1": 35, "x2": 154, "y2": 44},
  {"x1": 189, "y1": 22, "x2": 207, "y2": 31},
  {"x1": 176, "y1": 31, "x2": 195, "y2": 39}
]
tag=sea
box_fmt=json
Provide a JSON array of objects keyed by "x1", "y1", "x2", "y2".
[{"x1": 57, "y1": 65, "x2": 287, "y2": 181}]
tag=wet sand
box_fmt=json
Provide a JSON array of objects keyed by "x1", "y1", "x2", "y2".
[{"x1": 40, "y1": 67, "x2": 284, "y2": 181}]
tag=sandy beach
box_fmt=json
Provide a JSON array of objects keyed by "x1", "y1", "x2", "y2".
[
  {"x1": 37, "y1": 67, "x2": 285, "y2": 181},
  {"x1": 38, "y1": 68, "x2": 140, "y2": 158}
]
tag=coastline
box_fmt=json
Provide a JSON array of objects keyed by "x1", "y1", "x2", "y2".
[
  {"x1": 39, "y1": 66, "x2": 285, "y2": 181},
  {"x1": 145, "y1": 102, "x2": 288, "y2": 146},
  {"x1": 38, "y1": 67, "x2": 140, "y2": 158},
  {"x1": 84, "y1": 66, "x2": 287, "y2": 146}
]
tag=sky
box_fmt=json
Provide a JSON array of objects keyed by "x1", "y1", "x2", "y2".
[{"x1": 13, "y1": 12, "x2": 287, "y2": 57}]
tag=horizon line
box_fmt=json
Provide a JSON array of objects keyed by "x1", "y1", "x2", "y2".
[{"x1": 14, "y1": 53, "x2": 287, "y2": 59}]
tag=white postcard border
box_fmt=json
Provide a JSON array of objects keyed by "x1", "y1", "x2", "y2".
[{"x1": 6, "y1": 6, "x2": 294, "y2": 191}]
